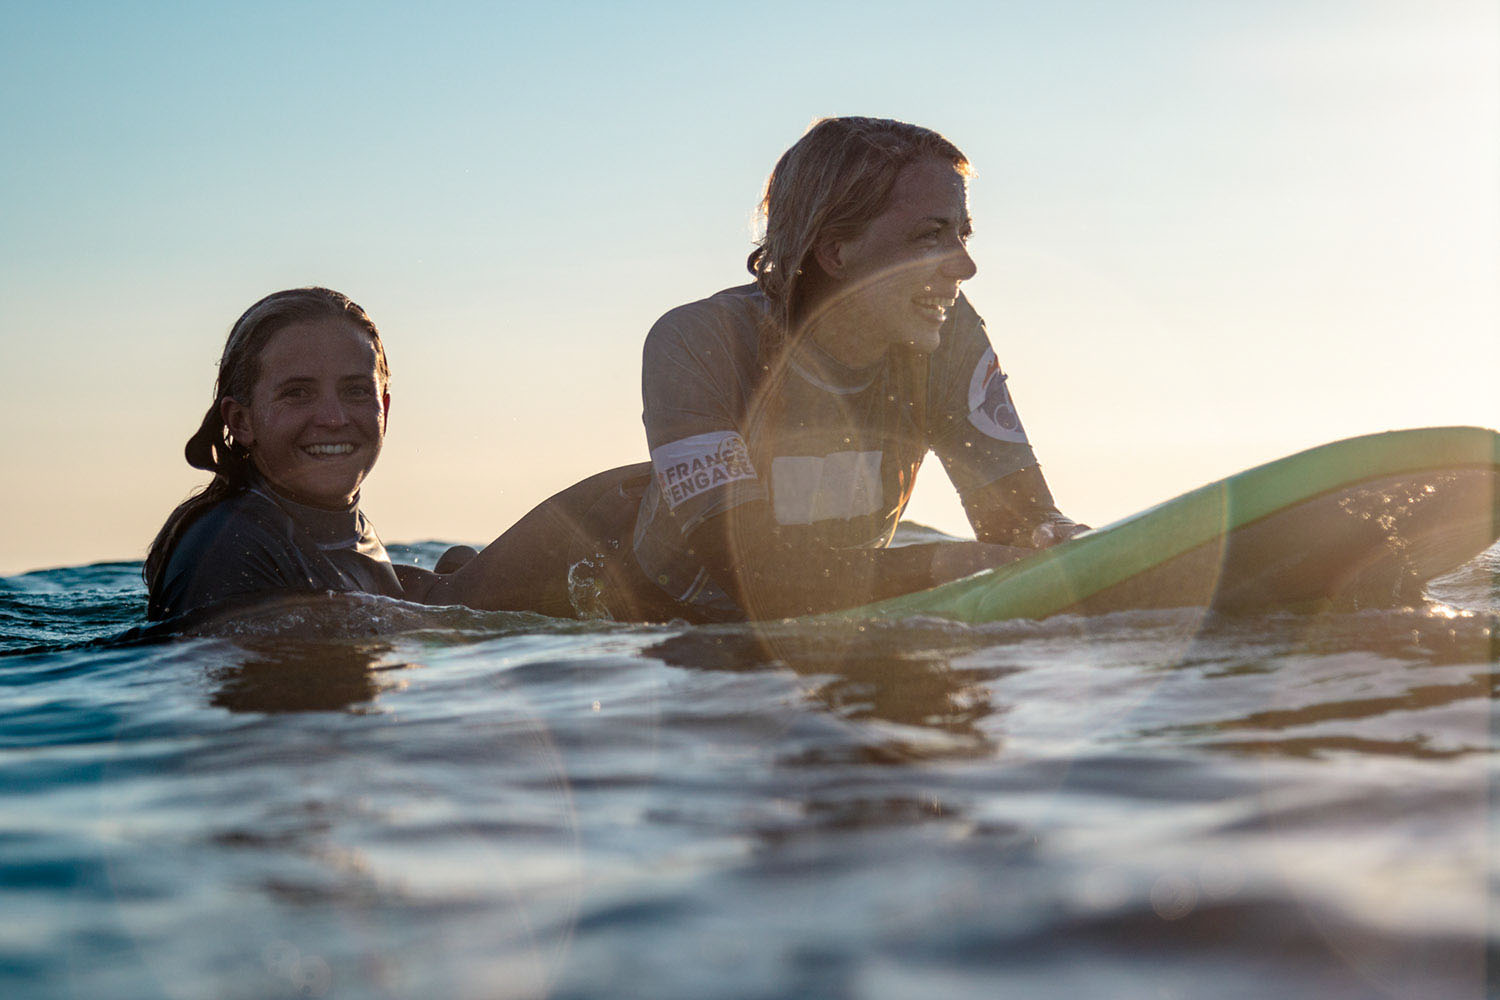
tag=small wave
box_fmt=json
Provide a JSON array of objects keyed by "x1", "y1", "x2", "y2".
[{"x1": 1426, "y1": 542, "x2": 1500, "y2": 613}]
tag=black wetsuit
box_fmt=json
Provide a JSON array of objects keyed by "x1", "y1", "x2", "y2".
[
  {"x1": 632, "y1": 284, "x2": 1040, "y2": 617},
  {"x1": 147, "y1": 482, "x2": 404, "y2": 621}
]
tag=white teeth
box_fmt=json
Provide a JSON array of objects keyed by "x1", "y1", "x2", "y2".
[
  {"x1": 914, "y1": 296, "x2": 950, "y2": 316},
  {"x1": 303, "y1": 444, "x2": 355, "y2": 456}
]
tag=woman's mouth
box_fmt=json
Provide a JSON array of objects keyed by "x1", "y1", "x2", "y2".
[
  {"x1": 913, "y1": 293, "x2": 952, "y2": 323},
  {"x1": 301, "y1": 443, "x2": 356, "y2": 458}
]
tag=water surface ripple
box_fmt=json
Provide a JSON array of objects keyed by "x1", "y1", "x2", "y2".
[{"x1": 1, "y1": 543, "x2": 1496, "y2": 999}]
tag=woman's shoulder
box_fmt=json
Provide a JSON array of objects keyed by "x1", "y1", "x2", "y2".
[
  {"x1": 639, "y1": 284, "x2": 771, "y2": 428},
  {"x1": 148, "y1": 489, "x2": 304, "y2": 621},
  {"x1": 647, "y1": 283, "x2": 769, "y2": 347},
  {"x1": 174, "y1": 489, "x2": 290, "y2": 548},
  {"x1": 161, "y1": 489, "x2": 306, "y2": 591}
]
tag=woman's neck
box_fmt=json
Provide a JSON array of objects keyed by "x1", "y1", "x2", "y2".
[
  {"x1": 251, "y1": 472, "x2": 358, "y2": 515},
  {"x1": 796, "y1": 291, "x2": 886, "y2": 369}
]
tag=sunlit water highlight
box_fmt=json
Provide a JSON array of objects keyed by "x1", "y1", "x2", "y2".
[{"x1": 1, "y1": 542, "x2": 1496, "y2": 999}]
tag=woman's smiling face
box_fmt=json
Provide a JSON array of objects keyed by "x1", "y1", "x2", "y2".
[
  {"x1": 813, "y1": 155, "x2": 978, "y2": 364},
  {"x1": 222, "y1": 316, "x2": 389, "y2": 509}
]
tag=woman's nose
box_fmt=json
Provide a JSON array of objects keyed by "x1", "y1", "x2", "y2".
[
  {"x1": 314, "y1": 394, "x2": 350, "y2": 426},
  {"x1": 942, "y1": 242, "x2": 978, "y2": 281},
  {"x1": 942, "y1": 232, "x2": 978, "y2": 280}
]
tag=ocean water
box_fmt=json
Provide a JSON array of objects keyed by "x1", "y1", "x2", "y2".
[{"x1": 1, "y1": 541, "x2": 1497, "y2": 1000}]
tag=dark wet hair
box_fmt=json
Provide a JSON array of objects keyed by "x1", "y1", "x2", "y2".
[
  {"x1": 143, "y1": 288, "x2": 389, "y2": 600},
  {"x1": 747, "y1": 116, "x2": 971, "y2": 350}
]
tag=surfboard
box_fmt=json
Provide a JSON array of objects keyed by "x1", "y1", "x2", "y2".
[{"x1": 846, "y1": 427, "x2": 1500, "y2": 623}]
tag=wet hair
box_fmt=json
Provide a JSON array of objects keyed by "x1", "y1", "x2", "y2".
[
  {"x1": 143, "y1": 288, "x2": 389, "y2": 599},
  {"x1": 746, "y1": 116, "x2": 971, "y2": 351}
]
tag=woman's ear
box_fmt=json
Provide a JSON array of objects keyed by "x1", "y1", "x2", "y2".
[
  {"x1": 381, "y1": 391, "x2": 391, "y2": 428},
  {"x1": 220, "y1": 396, "x2": 254, "y2": 448},
  {"x1": 813, "y1": 236, "x2": 847, "y2": 279}
]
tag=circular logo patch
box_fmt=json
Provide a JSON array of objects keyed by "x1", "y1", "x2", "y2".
[{"x1": 966, "y1": 348, "x2": 1029, "y2": 443}]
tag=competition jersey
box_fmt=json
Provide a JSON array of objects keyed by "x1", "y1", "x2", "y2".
[
  {"x1": 148, "y1": 481, "x2": 404, "y2": 621},
  {"x1": 633, "y1": 283, "x2": 1038, "y2": 615}
]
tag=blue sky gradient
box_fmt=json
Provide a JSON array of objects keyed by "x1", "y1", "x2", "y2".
[{"x1": 1, "y1": 1, "x2": 1495, "y2": 572}]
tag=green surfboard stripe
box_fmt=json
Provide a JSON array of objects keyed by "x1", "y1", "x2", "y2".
[{"x1": 844, "y1": 427, "x2": 1500, "y2": 623}]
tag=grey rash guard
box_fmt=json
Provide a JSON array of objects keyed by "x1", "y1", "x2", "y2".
[
  {"x1": 632, "y1": 283, "x2": 1040, "y2": 617},
  {"x1": 148, "y1": 482, "x2": 404, "y2": 621}
]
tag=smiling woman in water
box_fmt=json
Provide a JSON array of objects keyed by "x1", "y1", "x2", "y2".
[
  {"x1": 435, "y1": 117, "x2": 1087, "y2": 621},
  {"x1": 143, "y1": 287, "x2": 450, "y2": 621}
]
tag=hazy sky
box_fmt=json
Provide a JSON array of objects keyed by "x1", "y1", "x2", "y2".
[{"x1": 1, "y1": 0, "x2": 1495, "y2": 574}]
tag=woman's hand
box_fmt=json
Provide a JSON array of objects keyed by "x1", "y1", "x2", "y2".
[{"x1": 1029, "y1": 516, "x2": 1091, "y2": 549}]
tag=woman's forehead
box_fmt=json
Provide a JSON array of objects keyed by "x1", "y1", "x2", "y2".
[
  {"x1": 259, "y1": 318, "x2": 379, "y2": 374},
  {"x1": 880, "y1": 157, "x2": 970, "y2": 222}
]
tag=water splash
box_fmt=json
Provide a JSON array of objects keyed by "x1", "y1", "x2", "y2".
[{"x1": 566, "y1": 554, "x2": 614, "y2": 621}]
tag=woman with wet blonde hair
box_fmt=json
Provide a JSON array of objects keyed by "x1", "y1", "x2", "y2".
[
  {"x1": 749, "y1": 116, "x2": 973, "y2": 348},
  {"x1": 443, "y1": 116, "x2": 1085, "y2": 622}
]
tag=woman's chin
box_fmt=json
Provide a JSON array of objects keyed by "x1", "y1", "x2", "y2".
[{"x1": 902, "y1": 325, "x2": 943, "y2": 354}]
